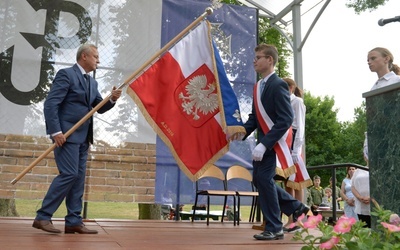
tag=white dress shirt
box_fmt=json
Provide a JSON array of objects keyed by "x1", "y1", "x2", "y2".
[
  {"x1": 290, "y1": 94, "x2": 306, "y2": 155},
  {"x1": 371, "y1": 71, "x2": 400, "y2": 90}
]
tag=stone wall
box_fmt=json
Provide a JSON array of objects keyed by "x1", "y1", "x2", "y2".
[{"x1": 0, "y1": 134, "x2": 156, "y2": 203}]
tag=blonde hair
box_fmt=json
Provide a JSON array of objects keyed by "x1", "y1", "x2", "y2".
[
  {"x1": 369, "y1": 47, "x2": 400, "y2": 75},
  {"x1": 283, "y1": 78, "x2": 303, "y2": 98}
]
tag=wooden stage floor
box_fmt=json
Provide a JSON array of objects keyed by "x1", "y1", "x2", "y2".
[{"x1": 0, "y1": 217, "x2": 308, "y2": 249}]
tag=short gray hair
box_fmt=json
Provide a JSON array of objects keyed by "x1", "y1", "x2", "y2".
[{"x1": 76, "y1": 44, "x2": 97, "y2": 61}]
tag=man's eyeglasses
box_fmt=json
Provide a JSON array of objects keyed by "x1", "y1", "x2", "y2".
[{"x1": 254, "y1": 56, "x2": 269, "y2": 61}]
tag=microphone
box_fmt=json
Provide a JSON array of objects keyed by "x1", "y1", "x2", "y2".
[{"x1": 378, "y1": 16, "x2": 400, "y2": 26}]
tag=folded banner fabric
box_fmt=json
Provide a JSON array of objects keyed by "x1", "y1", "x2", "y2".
[{"x1": 127, "y1": 20, "x2": 244, "y2": 180}]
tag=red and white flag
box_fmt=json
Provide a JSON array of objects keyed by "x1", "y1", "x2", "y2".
[{"x1": 127, "y1": 21, "x2": 244, "y2": 180}]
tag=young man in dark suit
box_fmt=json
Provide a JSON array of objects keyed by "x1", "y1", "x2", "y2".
[{"x1": 232, "y1": 44, "x2": 309, "y2": 240}]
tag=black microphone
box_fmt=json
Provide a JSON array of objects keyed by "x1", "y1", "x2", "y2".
[{"x1": 378, "y1": 16, "x2": 400, "y2": 26}]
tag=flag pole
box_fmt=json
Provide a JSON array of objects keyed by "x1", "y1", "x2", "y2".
[{"x1": 10, "y1": 7, "x2": 214, "y2": 185}]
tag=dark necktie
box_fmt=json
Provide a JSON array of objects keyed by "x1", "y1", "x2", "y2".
[
  {"x1": 84, "y1": 74, "x2": 89, "y2": 84},
  {"x1": 84, "y1": 74, "x2": 90, "y2": 102}
]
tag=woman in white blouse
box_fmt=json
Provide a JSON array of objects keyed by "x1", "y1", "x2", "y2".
[
  {"x1": 282, "y1": 78, "x2": 312, "y2": 232},
  {"x1": 368, "y1": 47, "x2": 400, "y2": 91}
]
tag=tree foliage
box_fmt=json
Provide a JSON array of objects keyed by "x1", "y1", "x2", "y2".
[
  {"x1": 335, "y1": 102, "x2": 367, "y2": 165},
  {"x1": 304, "y1": 92, "x2": 367, "y2": 185},
  {"x1": 304, "y1": 92, "x2": 341, "y2": 167},
  {"x1": 346, "y1": 0, "x2": 389, "y2": 14},
  {"x1": 258, "y1": 19, "x2": 292, "y2": 78}
]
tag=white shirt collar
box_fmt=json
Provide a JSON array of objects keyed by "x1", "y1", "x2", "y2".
[{"x1": 76, "y1": 63, "x2": 87, "y2": 75}]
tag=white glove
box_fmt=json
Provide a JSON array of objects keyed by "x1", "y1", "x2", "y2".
[{"x1": 252, "y1": 143, "x2": 266, "y2": 161}]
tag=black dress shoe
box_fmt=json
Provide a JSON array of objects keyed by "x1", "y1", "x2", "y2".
[
  {"x1": 32, "y1": 220, "x2": 61, "y2": 234},
  {"x1": 65, "y1": 224, "x2": 98, "y2": 234},
  {"x1": 253, "y1": 230, "x2": 284, "y2": 240},
  {"x1": 293, "y1": 203, "x2": 310, "y2": 222}
]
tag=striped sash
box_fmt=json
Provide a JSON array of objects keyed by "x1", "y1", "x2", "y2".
[{"x1": 253, "y1": 80, "x2": 296, "y2": 178}]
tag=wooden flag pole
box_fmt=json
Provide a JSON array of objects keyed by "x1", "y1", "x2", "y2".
[{"x1": 10, "y1": 7, "x2": 213, "y2": 185}]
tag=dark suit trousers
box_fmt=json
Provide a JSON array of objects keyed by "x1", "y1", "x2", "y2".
[
  {"x1": 253, "y1": 154, "x2": 301, "y2": 232},
  {"x1": 35, "y1": 142, "x2": 89, "y2": 226}
]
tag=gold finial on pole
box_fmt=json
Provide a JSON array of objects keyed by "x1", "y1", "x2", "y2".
[{"x1": 205, "y1": 7, "x2": 213, "y2": 16}]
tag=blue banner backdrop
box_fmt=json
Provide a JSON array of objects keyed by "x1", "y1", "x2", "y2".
[{"x1": 154, "y1": 0, "x2": 258, "y2": 207}]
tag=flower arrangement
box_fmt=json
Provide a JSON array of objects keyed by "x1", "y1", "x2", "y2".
[{"x1": 291, "y1": 199, "x2": 400, "y2": 249}]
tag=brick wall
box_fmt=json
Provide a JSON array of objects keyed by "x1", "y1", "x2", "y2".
[{"x1": 0, "y1": 134, "x2": 156, "y2": 203}]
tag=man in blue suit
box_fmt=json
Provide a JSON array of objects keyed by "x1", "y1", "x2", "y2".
[
  {"x1": 33, "y1": 44, "x2": 122, "y2": 234},
  {"x1": 234, "y1": 44, "x2": 309, "y2": 240}
]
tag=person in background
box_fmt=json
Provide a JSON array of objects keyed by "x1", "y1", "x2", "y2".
[
  {"x1": 232, "y1": 43, "x2": 309, "y2": 241},
  {"x1": 352, "y1": 47, "x2": 400, "y2": 228},
  {"x1": 364, "y1": 47, "x2": 400, "y2": 163},
  {"x1": 351, "y1": 123, "x2": 371, "y2": 228},
  {"x1": 32, "y1": 44, "x2": 122, "y2": 234},
  {"x1": 368, "y1": 47, "x2": 400, "y2": 91},
  {"x1": 322, "y1": 188, "x2": 333, "y2": 208},
  {"x1": 327, "y1": 177, "x2": 342, "y2": 209},
  {"x1": 282, "y1": 78, "x2": 312, "y2": 233},
  {"x1": 352, "y1": 168, "x2": 370, "y2": 228},
  {"x1": 307, "y1": 175, "x2": 324, "y2": 215},
  {"x1": 162, "y1": 189, "x2": 183, "y2": 220},
  {"x1": 340, "y1": 166, "x2": 358, "y2": 220},
  {"x1": 321, "y1": 187, "x2": 340, "y2": 224}
]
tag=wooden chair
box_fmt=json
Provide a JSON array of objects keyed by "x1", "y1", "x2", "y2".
[
  {"x1": 192, "y1": 165, "x2": 237, "y2": 225},
  {"x1": 226, "y1": 165, "x2": 259, "y2": 225}
]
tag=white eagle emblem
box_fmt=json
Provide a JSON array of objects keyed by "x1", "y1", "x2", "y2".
[{"x1": 178, "y1": 75, "x2": 218, "y2": 120}]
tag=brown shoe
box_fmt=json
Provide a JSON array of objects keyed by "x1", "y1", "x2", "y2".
[
  {"x1": 65, "y1": 224, "x2": 98, "y2": 234},
  {"x1": 32, "y1": 220, "x2": 61, "y2": 234}
]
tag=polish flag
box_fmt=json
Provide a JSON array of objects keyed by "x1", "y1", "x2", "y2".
[{"x1": 127, "y1": 21, "x2": 243, "y2": 180}]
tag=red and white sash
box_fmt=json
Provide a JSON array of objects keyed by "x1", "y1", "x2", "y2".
[
  {"x1": 253, "y1": 80, "x2": 296, "y2": 178},
  {"x1": 286, "y1": 154, "x2": 313, "y2": 190}
]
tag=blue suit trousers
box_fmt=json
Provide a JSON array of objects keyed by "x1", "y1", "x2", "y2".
[
  {"x1": 253, "y1": 154, "x2": 301, "y2": 232},
  {"x1": 35, "y1": 142, "x2": 89, "y2": 226}
]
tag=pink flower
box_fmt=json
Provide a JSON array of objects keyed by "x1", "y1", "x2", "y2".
[
  {"x1": 319, "y1": 236, "x2": 340, "y2": 249},
  {"x1": 287, "y1": 222, "x2": 296, "y2": 229},
  {"x1": 389, "y1": 214, "x2": 400, "y2": 225},
  {"x1": 303, "y1": 214, "x2": 323, "y2": 229},
  {"x1": 295, "y1": 213, "x2": 306, "y2": 228},
  {"x1": 381, "y1": 222, "x2": 400, "y2": 232},
  {"x1": 334, "y1": 217, "x2": 357, "y2": 233},
  {"x1": 297, "y1": 213, "x2": 305, "y2": 222}
]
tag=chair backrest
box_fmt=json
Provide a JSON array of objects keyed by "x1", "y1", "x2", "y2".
[
  {"x1": 226, "y1": 165, "x2": 252, "y2": 182},
  {"x1": 196, "y1": 165, "x2": 226, "y2": 190},
  {"x1": 199, "y1": 165, "x2": 225, "y2": 181},
  {"x1": 226, "y1": 165, "x2": 255, "y2": 191}
]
